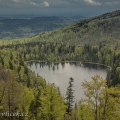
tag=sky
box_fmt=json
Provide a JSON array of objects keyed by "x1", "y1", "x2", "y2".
[{"x1": 0, "y1": 0, "x2": 120, "y2": 17}]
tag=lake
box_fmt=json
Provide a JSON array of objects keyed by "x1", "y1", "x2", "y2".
[{"x1": 27, "y1": 62, "x2": 108, "y2": 101}]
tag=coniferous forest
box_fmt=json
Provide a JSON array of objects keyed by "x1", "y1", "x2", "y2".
[{"x1": 0, "y1": 10, "x2": 120, "y2": 120}]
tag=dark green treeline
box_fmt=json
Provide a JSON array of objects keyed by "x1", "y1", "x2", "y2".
[
  {"x1": 1, "y1": 41, "x2": 120, "y2": 86},
  {"x1": 0, "y1": 41, "x2": 120, "y2": 120}
]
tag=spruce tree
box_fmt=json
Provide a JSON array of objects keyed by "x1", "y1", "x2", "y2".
[{"x1": 65, "y1": 77, "x2": 74, "y2": 116}]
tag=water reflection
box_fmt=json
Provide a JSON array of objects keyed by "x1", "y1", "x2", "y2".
[
  {"x1": 28, "y1": 62, "x2": 108, "y2": 70},
  {"x1": 27, "y1": 62, "x2": 107, "y2": 100},
  {"x1": 82, "y1": 63, "x2": 107, "y2": 69}
]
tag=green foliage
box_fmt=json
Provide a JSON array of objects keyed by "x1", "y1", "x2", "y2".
[
  {"x1": 1, "y1": 40, "x2": 120, "y2": 86},
  {"x1": 0, "y1": 69, "x2": 34, "y2": 120},
  {"x1": 65, "y1": 77, "x2": 74, "y2": 116},
  {"x1": 80, "y1": 74, "x2": 120, "y2": 120},
  {"x1": 0, "y1": 10, "x2": 120, "y2": 120},
  {"x1": 0, "y1": 10, "x2": 120, "y2": 46},
  {"x1": 77, "y1": 100, "x2": 94, "y2": 120},
  {"x1": 27, "y1": 10, "x2": 120, "y2": 45},
  {"x1": 0, "y1": 16, "x2": 75, "y2": 39},
  {"x1": 39, "y1": 83, "x2": 66, "y2": 120}
]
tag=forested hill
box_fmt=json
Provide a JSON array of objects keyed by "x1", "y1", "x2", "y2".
[
  {"x1": 32, "y1": 10, "x2": 120, "y2": 45},
  {"x1": 0, "y1": 16, "x2": 81, "y2": 39},
  {"x1": 0, "y1": 10, "x2": 120, "y2": 120}
]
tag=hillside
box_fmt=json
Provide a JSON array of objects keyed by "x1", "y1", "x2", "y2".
[
  {"x1": 32, "y1": 10, "x2": 120, "y2": 45},
  {"x1": 0, "y1": 10, "x2": 120, "y2": 120},
  {"x1": 0, "y1": 15, "x2": 84, "y2": 39}
]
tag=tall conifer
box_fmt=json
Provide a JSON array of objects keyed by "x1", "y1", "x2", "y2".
[{"x1": 65, "y1": 77, "x2": 74, "y2": 116}]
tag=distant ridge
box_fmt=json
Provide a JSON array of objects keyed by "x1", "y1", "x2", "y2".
[
  {"x1": 0, "y1": 16, "x2": 78, "y2": 39},
  {"x1": 34, "y1": 10, "x2": 120, "y2": 45}
]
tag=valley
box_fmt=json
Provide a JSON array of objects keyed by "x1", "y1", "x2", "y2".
[{"x1": 0, "y1": 10, "x2": 120, "y2": 120}]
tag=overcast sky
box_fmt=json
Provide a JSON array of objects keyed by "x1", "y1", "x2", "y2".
[{"x1": 0, "y1": 0, "x2": 120, "y2": 16}]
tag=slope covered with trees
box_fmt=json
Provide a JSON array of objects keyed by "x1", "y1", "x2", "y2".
[
  {"x1": 0, "y1": 49, "x2": 66, "y2": 120},
  {"x1": 0, "y1": 15, "x2": 83, "y2": 39},
  {"x1": 30, "y1": 10, "x2": 120, "y2": 45},
  {"x1": 1, "y1": 41, "x2": 119, "y2": 86},
  {"x1": 0, "y1": 10, "x2": 120, "y2": 120},
  {"x1": 0, "y1": 10, "x2": 120, "y2": 46}
]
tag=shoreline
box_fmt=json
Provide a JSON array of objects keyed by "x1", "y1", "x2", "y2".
[{"x1": 24, "y1": 60, "x2": 111, "y2": 69}]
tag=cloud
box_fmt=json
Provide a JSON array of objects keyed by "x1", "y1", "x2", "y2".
[
  {"x1": 84, "y1": 0, "x2": 101, "y2": 5},
  {"x1": 42, "y1": 1, "x2": 49, "y2": 7},
  {"x1": 0, "y1": 0, "x2": 120, "y2": 16},
  {"x1": 106, "y1": 1, "x2": 120, "y2": 5},
  {"x1": 30, "y1": 2, "x2": 37, "y2": 6}
]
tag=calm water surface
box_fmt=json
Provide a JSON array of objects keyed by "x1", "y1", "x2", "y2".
[{"x1": 27, "y1": 62, "x2": 107, "y2": 101}]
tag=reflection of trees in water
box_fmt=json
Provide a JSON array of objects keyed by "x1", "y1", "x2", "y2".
[
  {"x1": 35, "y1": 62, "x2": 38, "y2": 69},
  {"x1": 28, "y1": 62, "x2": 107, "y2": 72},
  {"x1": 68, "y1": 62, "x2": 107, "y2": 69},
  {"x1": 48, "y1": 63, "x2": 51, "y2": 71},
  {"x1": 50, "y1": 63, "x2": 52, "y2": 68},
  {"x1": 57, "y1": 65, "x2": 59, "y2": 70},
  {"x1": 53, "y1": 63, "x2": 59, "y2": 70},
  {"x1": 53, "y1": 66, "x2": 55, "y2": 71},
  {"x1": 69, "y1": 62, "x2": 82, "y2": 67},
  {"x1": 39, "y1": 62, "x2": 42, "y2": 68},
  {"x1": 82, "y1": 63, "x2": 107, "y2": 69},
  {"x1": 54, "y1": 63, "x2": 59, "y2": 66},
  {"x1": 37, "y1": 62, "x2": 60, "y2": 71},
  {"x1": 41, "y1": 62, "x2": 45, "y2": 68},
  {"x1": 39, "y1": 62, "x2": 46, "y2": 68},
  {"x1": 69, "y1": 62, "x2": 74, "y2": 66},
  {"x1": 27, "y1": 62, "x2": 33, "y2": 68},
  {"x1": 83, "y1": 63, "x2": 98, "y2": 69},
  {"x1": 47, "y1": 63, "x2": 53, "y2": 70},
  {"x1": 61, "y1": 62, "x2": 65, "y2": 68}
]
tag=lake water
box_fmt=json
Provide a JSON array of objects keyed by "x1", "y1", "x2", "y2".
[{"x1": 27, "y1": 62, "x2": 107, "y2": 101}]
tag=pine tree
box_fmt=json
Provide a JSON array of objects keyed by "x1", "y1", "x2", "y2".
[{"x1": 65, "y1": 77, "x2": 74, "y2": 116}]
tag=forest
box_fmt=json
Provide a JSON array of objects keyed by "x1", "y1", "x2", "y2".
[
  {"x1": 0, "y1": 10, "x2": 120, "y2": 120},
  {"x1": 0, "y1": 15, "x2": 81, "y2": 39}
]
